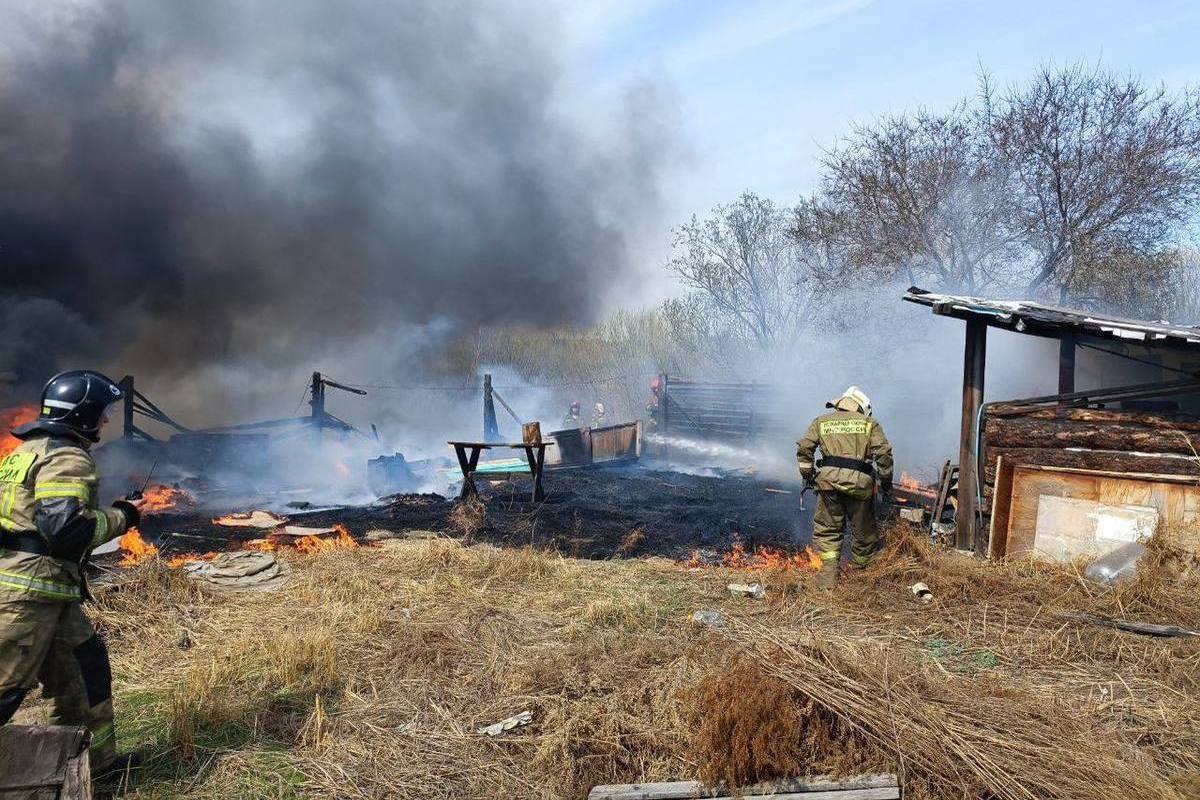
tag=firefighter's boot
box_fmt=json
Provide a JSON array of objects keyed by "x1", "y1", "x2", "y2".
[{"x1": 814, "y1": 556, "x2": 839, "y2": 590}]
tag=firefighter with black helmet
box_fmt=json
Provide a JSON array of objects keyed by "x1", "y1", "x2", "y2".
[
  {"x1": 796, "y1": 386, "x2": 894, "y2": 589},
  {"x1": 561, "y1": 401, "x2": 585, "y2": 430},
  {"x1": 0, "y1": 371, "x2": 146, "y2": 782}
]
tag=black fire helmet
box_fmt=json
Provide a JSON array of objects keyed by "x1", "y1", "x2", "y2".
[{"x1": 12, "y1": 370, "x2": 124, "y2": 443}]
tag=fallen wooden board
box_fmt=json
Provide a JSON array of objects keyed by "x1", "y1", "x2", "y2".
[
  {"x1": 588, "y1": 774, "x2": 899, "y2": 800},
  {"x1": 211, "y1": 510, "x2": 288, "y2": 528},
  {"x1": 276, "y1": 525, "x2": 336, "y2": 537},
  {"x1": 0, "y1": 724, "x2": 91, "y2": 799}
]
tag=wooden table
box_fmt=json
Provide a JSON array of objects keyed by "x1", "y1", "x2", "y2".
[{"x1": 448, "y1": 440, "x2": 554, "y2": 503}]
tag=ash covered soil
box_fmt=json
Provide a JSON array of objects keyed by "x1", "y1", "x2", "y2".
[{"x1": 140, "y1": 466, "x2": 814, "y2": 560}]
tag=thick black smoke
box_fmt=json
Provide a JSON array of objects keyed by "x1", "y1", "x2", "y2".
[{"x1": 0, "y1": 0, "x2": 675, "y2": 413}]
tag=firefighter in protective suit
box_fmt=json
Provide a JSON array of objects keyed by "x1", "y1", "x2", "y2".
[
  {"x1": 0, "y1": 371, "x2": 146, "y2": 781},
  {"x1": 796, "y1": 386, "x2": 893, "y2": 589}
]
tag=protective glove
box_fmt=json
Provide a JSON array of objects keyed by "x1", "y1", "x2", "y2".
[
  {"x1": 879, "y1": 477, "x2": 893, "y2": 497},
  {"x1": 112, "y1": 499, "x2": 141, "y2": 529}
]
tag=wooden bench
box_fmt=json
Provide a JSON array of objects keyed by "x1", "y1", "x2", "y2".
[{"x1": 448, "y1": 440, "x2": 554, "y2": 503}]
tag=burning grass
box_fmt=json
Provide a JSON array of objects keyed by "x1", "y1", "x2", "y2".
[{"x1": 38, "y1": 524, "x2": 1199, "y2": 799}]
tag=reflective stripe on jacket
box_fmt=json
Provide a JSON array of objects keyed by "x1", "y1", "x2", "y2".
[{"x1": 0, "y1": 434, "x2": 128, "y2": 602}]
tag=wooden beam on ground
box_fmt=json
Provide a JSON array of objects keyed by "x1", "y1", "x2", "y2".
[{"x1": 587, "y1": 774, "x2": 899, "y2": 800}]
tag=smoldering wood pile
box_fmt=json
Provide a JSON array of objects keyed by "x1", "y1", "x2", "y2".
[{"x1": 981, "y1": 404, "x2": 1200, "y2": 516}]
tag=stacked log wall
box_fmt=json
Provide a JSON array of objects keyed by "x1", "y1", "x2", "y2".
[{"x1": 981, "y1": 406, "x2": 1200, "y2": 517}]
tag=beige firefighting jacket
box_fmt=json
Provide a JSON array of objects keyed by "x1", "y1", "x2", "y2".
[
  {"x1": 0, "y1": 434, "x2": 129, "y2": 602},
  {"x1": 796, "y1": 409, "x2": 894, "y2": 500}
]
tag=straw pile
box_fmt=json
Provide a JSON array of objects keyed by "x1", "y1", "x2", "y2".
[{"x1": 27, "y1": 522, "x2": 1196, "y2": 799}]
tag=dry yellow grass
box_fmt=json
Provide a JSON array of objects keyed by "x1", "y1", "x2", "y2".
[{"x1": 55, "y1": 525, "x2": 1200, "y2": 799}]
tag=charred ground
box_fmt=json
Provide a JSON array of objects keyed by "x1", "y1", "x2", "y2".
[{"x1": 133, "y1": 466, "x2": 812, "y2": 562}]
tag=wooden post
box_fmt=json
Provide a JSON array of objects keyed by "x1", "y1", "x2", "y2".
[
  {"x1": 1058, "y1": 335, "x2": 1075, "y2": 400},
  {"x1": 483, "y1": 373, "x2": 500, "y2": 442},
  {"x1": 119, "y1": 375, "x2": 134, "y2": 439},
  {"x1": 310, "y1": 372, "x2": 325, "y2": 444},
  {"x1": 956, "y1": 319, "x2": 987, "y2": 553}
]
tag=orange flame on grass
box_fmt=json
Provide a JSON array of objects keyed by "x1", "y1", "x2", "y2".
[
  {"x1": 0, "y1": 406, "x2": 39, "y2": 458},
  {"x1": 166, "y1": 552, "x2": 216, "y2": 568},
  {"x1": 293, "y1": 523, "x2": 357, "y2": 554},
  {"x1": 117, "y1": 529, "x2": 159, "y2": 567},
  {"x1": 721, "y1": 541, "x2": 822, "y2": 571}
]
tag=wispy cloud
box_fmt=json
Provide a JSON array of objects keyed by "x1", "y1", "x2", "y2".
[{"x1": 665, "y1": 0, "x2": 875, "y2": 71}]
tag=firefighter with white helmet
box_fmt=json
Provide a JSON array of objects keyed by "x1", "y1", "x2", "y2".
[
  {"x1": 590, "y1": 402, "x2": 608, "y2": 428},
  {"x1": 796, "y1": 386, "x2": 894, "y2": 589}
]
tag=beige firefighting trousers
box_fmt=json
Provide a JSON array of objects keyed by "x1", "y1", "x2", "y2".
[{"x1": 0, "y1": 599, "x2": 116, "y2": 767}]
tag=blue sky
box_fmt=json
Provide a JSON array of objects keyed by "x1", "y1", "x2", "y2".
[{"x1": 561, "y1": 0, "x2": 1200, "y2": 218}]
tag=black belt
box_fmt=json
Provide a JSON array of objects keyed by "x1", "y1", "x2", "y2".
[
  {"x1": 819, "y1": 455, "x2": 875, "y2": 476},
  {"x1": 1, "y1": 532, "x2": 52, "y2": 557}
]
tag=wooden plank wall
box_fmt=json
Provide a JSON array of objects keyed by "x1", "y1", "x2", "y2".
[
  {"x1": 545, "y1": 422, "x2": 641, "y2": 468},
  {"x1": 980, "y1": 405, "x2": 1200, "y2": 532},
  {"x1": 990, "y1": 464, "x2": 1200, "y2": 558}
]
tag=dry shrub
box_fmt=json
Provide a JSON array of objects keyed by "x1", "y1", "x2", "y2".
[
  {"x1": 683, "y1": 656, "x2": 886, "y2": 788},
  {"x1": 615, "y1": 528, "x2": 646, "y2": 557},
  {"x1": 449, "y1": 495, "x2": 489, "y2": 538}
]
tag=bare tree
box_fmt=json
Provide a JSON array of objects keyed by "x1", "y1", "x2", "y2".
[
  {"x1": 984, "y1": 64, "x2": 1200, "y2": 302},
  {"x1": 814, "y1": 107, "x2": 1019, "y2": 293},
  {"x1": 667, "y1": 191, "x2": 815, "y2": 351}
]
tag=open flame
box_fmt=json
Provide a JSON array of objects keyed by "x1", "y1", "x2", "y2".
[
  {"x1": 156, "y1": 523, "x2": 359, "y2": 569},
  {"x1": 0, "y1": 406, "x2": 39, "y2": 458},
  {"x1": 683, "y1": 541, "x2": 822, "y2": 571},
  {"x1": 294, "y1": 523, "x2": 357, "y2": 553},
  {"x1": 721, "y1": 541, "x2": 823, "y2": 571},
  {"x1": 896, "y1": 471, "x2": 937, "y2": 498},
  {"x1": 139, "y1": 484, "x2": 196, "y2": 514},
  {"x1": 117, "y1": 529, "x2": 159, "y2": 567}
]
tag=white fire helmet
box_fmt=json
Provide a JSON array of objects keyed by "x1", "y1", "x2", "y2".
[
  {"x1": 827, "y1": 386, "x2": 872, "y2": 416},
  {"x1": 594, "y1": 402, "x2": 605, "y2": 415}
]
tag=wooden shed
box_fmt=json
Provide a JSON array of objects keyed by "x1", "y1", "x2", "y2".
[{"x1": 903, "y1": 287, "x2": 1200, "y2": 558}]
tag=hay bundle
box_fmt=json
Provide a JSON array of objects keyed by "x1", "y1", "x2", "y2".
[{"x1": 725, "y1": 616, "x2": 1183, "y2": 800}]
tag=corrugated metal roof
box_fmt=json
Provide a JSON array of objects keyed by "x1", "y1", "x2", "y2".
[{"x1": 903, "y1": 287, "x2": 1200, "y2": 348}]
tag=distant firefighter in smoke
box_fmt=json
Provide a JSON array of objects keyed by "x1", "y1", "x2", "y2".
[
  {"x1": 590, "y1": 402, "x2": 608, "y2": 428},
  {"x1": 0, "y1": 372, "x2": 147, "y2": 783},
  {"x1": 645, "y1": 377, "x2": 664, "y2": 429},
  {"x1": 796, "y1": 386, "x2": 894, "y2": 589},
  {"x1": 562, "y1": 401, "x2": 585, "y2": 430}
]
